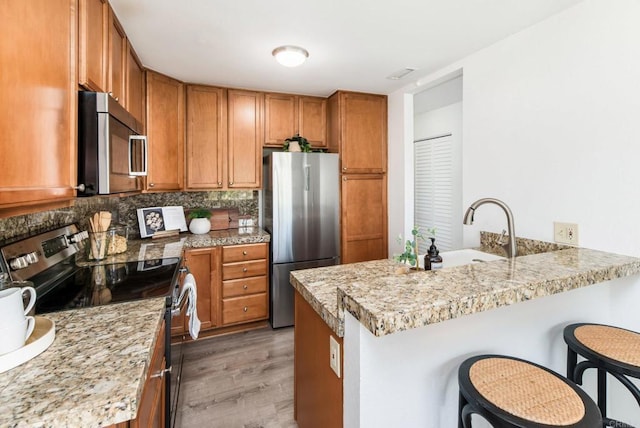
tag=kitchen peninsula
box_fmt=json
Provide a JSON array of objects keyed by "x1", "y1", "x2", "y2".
[{"x1": 290, "y1": 243, "x2": 640, "y2": 427}]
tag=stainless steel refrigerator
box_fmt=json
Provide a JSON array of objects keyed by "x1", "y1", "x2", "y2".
[{"x1": 264, "y1": 152, "x2": 340, "y2": 328}]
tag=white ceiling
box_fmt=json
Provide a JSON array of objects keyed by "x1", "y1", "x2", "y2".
[{"x1": 109, "y1": 0, "x2": 583, "y2": 97}]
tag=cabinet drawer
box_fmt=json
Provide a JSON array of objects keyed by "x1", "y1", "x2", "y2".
[
  {"x1": 222, "y1": 293, "x2": 267, "y2": 325},
  {"x1": 222, "y1": 259, "x2": 267, "y2": 280},
  {"x1": 222, "y1": 276, "x2": 267, "y2": 298},
  {"x1": 222, "y1": 243, "x2": 268, "y2": 263}
]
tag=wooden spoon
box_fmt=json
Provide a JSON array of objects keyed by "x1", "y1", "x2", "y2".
[{"x1": 100, "y1": 211, "x2": 112, "y2": 232}]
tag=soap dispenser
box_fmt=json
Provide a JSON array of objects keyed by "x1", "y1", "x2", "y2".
[{"x1": 428, "y1": 238, "x2": 443, "y2": 269}]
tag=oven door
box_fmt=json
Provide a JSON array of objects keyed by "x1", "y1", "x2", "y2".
[{"x1": 168, "y1": 266, "x2": 190, "y2": 428}]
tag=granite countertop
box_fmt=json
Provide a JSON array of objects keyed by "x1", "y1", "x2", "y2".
[
  {"x1": 76, "y1": 227, "x2": 270, "y2": 267},
  {"x1": 290, "y1": 248, "x2": 640, "y2": 338},
  {"x1": 0, "y1": 298, "x2": 166, "y2": 427}
]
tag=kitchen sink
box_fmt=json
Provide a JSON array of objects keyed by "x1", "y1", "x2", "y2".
[{"x1": 418, "y1": 248, "x2": 505, "y2": 269}]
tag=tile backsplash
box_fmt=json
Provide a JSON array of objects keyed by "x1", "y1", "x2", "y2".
[{"x1": 0, "y1": 191, "x2": 259, "y2": 244}]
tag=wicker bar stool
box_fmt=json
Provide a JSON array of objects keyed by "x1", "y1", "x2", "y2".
[
  {"x1": 458, "y1": 355, "x2": 602, "y2": 428},
  {"x1": 564, "y1": 323, "x2": 640, "y2": 427}
]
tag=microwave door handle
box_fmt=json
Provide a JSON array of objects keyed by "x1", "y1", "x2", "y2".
[{"x1": 128, "y1": 135, "x2": 148, "y2": 176}]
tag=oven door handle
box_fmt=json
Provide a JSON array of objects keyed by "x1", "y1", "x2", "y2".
[{"x1": 171, "y1": 267, "x2": 190, "y2": 316}]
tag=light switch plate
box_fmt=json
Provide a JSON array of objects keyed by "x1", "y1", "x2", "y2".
[
  {"x1": 329, "y1": 335, "x2": 341, "y2": 378},
  {"x1": 554, "y1": 222, "x2": 579, "y2": 246}
]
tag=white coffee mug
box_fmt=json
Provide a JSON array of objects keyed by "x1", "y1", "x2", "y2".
[
  {"x1": 0, "y1": 286, "x2": 37, "y2": 325},
  {"x1": 0, "y1": 316, "x2": 35, "y2": 355}
]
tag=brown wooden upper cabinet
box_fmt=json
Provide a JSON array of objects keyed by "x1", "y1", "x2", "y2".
[
  {"x1": 186, "y1": 85, "x2": 227, "y2": 190},
  {"x1": 146, "y1": 71, "x2": 185, "y2": 191},
  {"x1": 79, "y1": 0, "x2": 144, "y2": 116},
  {"x1": 126, "y1": 41, "x2": 146, "y2": 126},
  {"x1": 108, "y1": 6, "x2": 127, "y2": 106},
  {"x1": 227, "y1": 89, "x2": 263, "y2": 188},
  {"x1": 0, "y1": 0, "x2": 76, "y2": 214},
  {"x1": 264, "y1": 94, "x2": 327, "y2": 149},
  {"x1": 328, "y1": 91, "x2": 387, "y2": 174},
  {"x1": 78, "y1": 0, "x2": 108, "y2": 93}
]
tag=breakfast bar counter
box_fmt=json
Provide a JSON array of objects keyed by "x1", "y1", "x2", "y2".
[
  {"x1": 290, "y1": 245, "x2": 640, "y2": 427},
  {"x1": 0, "y1": 298, "x2": 165, "y2": 427},
  {"x1": 291, "y1": 247, "x2": 640, "y2": 338}
]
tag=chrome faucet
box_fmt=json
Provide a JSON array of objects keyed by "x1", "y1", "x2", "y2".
[{"x1": 463, "y1": 198, "x2": 517, "y2": 258}]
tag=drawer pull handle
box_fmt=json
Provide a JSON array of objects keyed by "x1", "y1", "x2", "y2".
[
  {"x1": 243, "y1": 251, "x2": 248, "y2": 255},
  {"x1": 243, "y1": 306, "x2": 248, "y2": 312},
  {"x1": 243, "y1": 267, "x2": 248, "y2": 272},
  {"x1": 243, "y1": 284, "x2": 248, "y2": 290}
]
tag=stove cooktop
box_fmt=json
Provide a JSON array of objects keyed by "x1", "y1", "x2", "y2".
[{"x1": 34, "y1": 258, "x2": 181, "y2": 314}]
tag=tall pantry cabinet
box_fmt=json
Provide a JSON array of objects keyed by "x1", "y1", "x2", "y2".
[{"x1": 328, "y1": 91, "x2": 388, "y2": 264}]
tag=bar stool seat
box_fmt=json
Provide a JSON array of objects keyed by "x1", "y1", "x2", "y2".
[
  {"x1": 458, "y1": 354, "x2": 602, "y2": 428},
  {"x1": 564, "y1": 323, "x2": 640, "y2": 427}
]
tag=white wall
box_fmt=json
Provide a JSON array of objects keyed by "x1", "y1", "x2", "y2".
[
  {"x1": 389, "y1": 0, "x2": 640, "y2": 256},
  {"x1": 414, "y1": 75, "x2": 463, "y2": 115},
  {"x1": 387, "y1": 92, "x2": 414, "y2": 251},
  {"x1": 386, "y1": 0, "x2": 640, "y2": 421}
]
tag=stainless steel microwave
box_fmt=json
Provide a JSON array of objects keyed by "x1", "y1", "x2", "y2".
[{"x1": 77, "y1": 92, "x2": 147, "y2": 195}]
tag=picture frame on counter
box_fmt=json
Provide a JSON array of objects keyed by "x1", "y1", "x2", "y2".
[{"x1": 136, "y1": 206, "x2": 188, "y2": 238}]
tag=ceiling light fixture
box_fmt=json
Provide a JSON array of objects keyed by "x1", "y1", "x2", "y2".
[{"x1": 272, "y1": 45, "x2": 309, "y2": 67}]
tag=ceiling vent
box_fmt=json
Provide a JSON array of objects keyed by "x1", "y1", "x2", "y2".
[{"x1": 386, "y1": 68, "x2": 417, "y2": 80}]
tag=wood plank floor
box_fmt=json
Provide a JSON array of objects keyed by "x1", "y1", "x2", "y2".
[{"x1": 175, "y1": 327, "x2": 298, "y2": 428}]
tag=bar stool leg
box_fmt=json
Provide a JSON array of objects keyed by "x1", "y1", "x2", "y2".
[
  {"x1": 458, "y1": 391, "x2": 467, "y2": 428},
  {"x1": 567, "y1": 347, "x2": 578, "y2": 382},
  {"x1": 597, "y1": 368, "x2": 607, "y2": 419}
]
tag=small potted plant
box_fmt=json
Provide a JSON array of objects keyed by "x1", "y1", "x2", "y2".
[
  {"x1": 284, "y1": 133, "x2": 312, "y2": 152},
  {"x1": 394, "y1": 226, "x2": 425, "y2": 270},
  {"x1": 394, "y1": 226, "x2": 436, "y2": 270},
  {"x1": 188, "y1": 208, "x2": 212, "y2": 235}
]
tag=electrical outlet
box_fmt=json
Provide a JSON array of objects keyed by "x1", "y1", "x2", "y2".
[
  {"x1": 554, "y1": 222, "x2": 579, "y2": 246},
  {"x1": 329, "y1": 335, "x2": 341, "y2": 378}
]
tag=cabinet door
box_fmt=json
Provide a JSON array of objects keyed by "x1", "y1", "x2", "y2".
[
  {"x1": 130, "y1": 321, "x2": 166, "y2": 428},
  {"x1": 108, "y1": 7, "x2": 127, "y2": 106},
  {"x1": 78, "y1": 0, "x2": 107, "y2": 92},
  {"x1": 186, "y1": 85, "x2": 226, "y2": 189},
  {"x1": 0, "y1": 0, "x2": 76, "y2": 212},
  {"x1": 337, "y1": 92, "x2": 387, "y2": 174},
  {"x1": 341, "y1": 174, "x2": 388, "y2": 264},
  {"x1": 183, "y1": 247, "x2": 218, "y2": 332},
  {"x1": 298, "y1": 96, "x2": 327, "y2": 148},
  {"x1": 227, "y1": 89, "x2": 263, "y2": 188},
  {"x1": 264, "y1": 93, "x2": 297, "y2": 147},
  {"x1": 126, "y1": 42, "x2": 145, "y2": 126},
  {"x1": 146, "y1": 71, "x2": 185, "y2": 191}
]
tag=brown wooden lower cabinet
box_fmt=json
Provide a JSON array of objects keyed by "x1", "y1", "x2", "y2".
[
  {"x1": 107, "y1": 320, "x2": 166, "y2": 428},
  {"x1": 294, "y1": 291, "x2": 343, "y2": 428},
  {"x1": 172, "y1": 243, "x2": 269, "y2": 340}
]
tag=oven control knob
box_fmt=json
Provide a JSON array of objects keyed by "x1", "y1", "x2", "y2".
[
  {"x1": 25, "y1": 252, "x2": 39, "y2": 265},
  {"x1": 9, "y1": 256, "x2": 29, "y2": 270},
  {"x1": 68, "y1": 231, "x2": 88, "y2": 244}
]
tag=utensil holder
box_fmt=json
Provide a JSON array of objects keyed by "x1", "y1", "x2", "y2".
[{"x1": 87, "y1": 232, "x2": 109, "y2": 261}]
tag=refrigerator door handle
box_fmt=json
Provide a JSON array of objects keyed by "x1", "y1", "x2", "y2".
[{"x1": 304, "y1": 164, "x2": 311, "y2": 191}]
